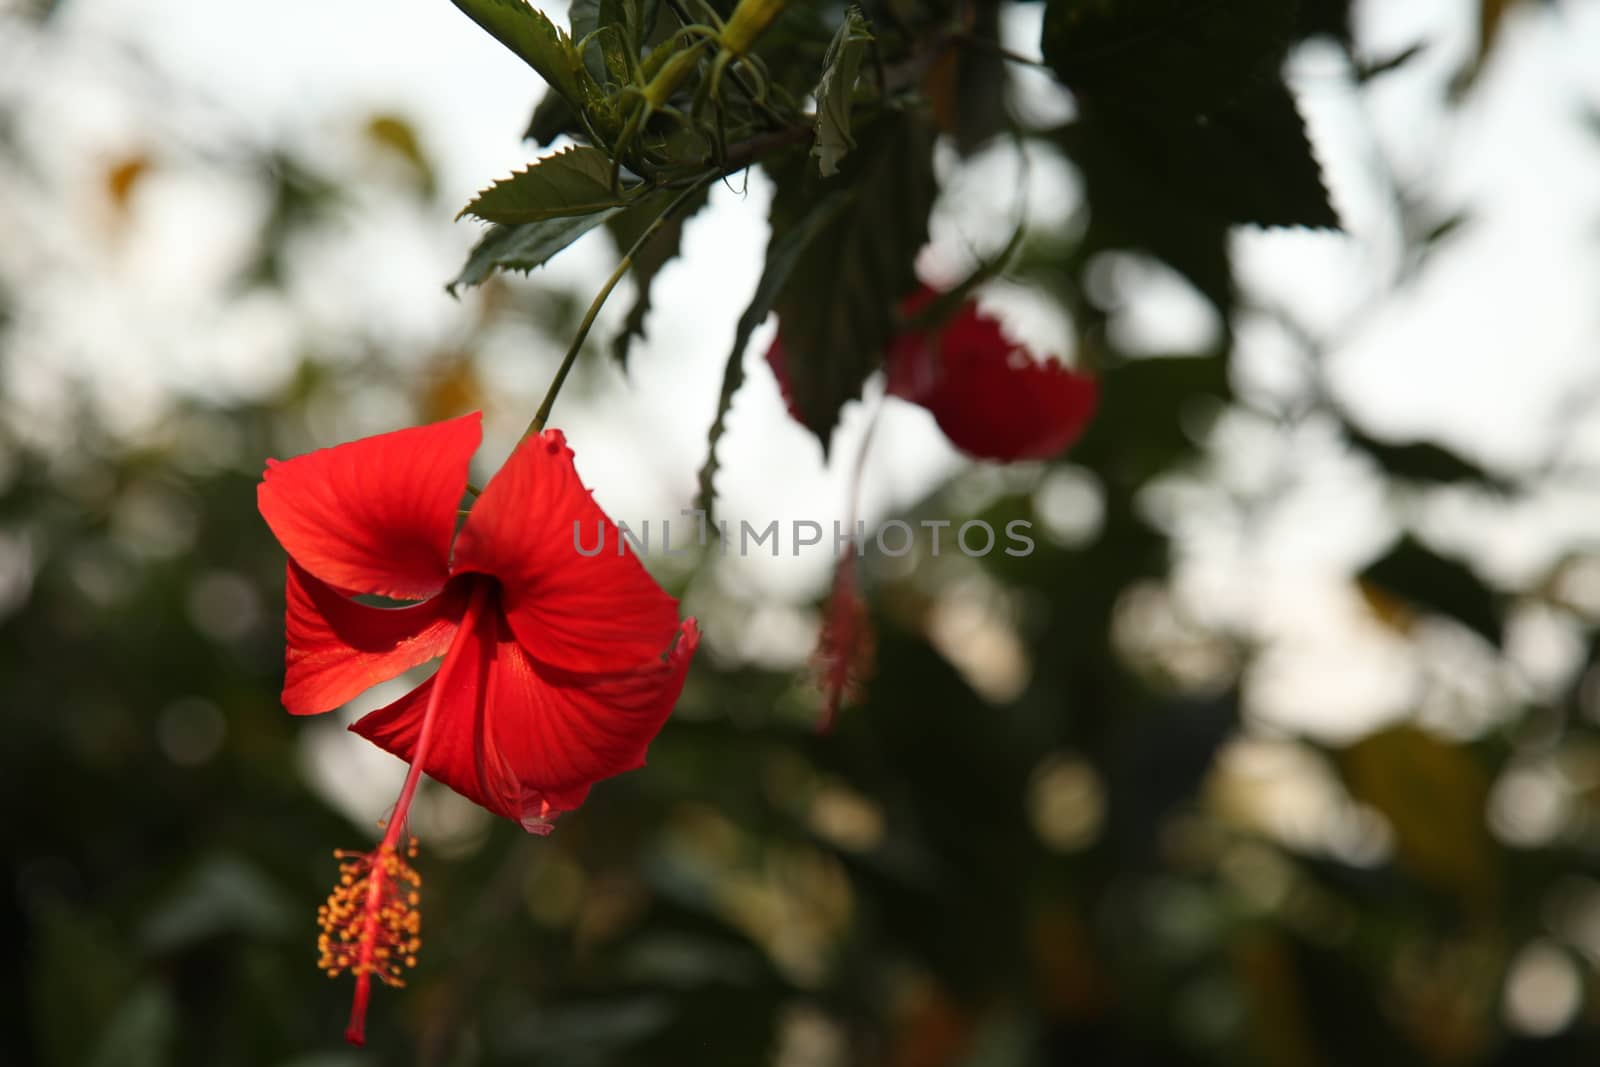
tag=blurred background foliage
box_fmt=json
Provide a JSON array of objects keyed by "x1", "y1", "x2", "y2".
[{"x1": 5, "y1": 0, "x2": 1600, "y2": 1065}]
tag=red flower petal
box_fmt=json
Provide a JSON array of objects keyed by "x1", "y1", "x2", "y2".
[
  {"x1": 258, "y1": 412, "x2": 482, "y2": 600},
  {"x1": 450, "y1": 430, "x2": 680, "y2": 673},
  {"x1": 896, "y1": 305, "x2": 1099, "y2": 461},
  {"x1": 282, "y1": 561, "x2": 468, "y2": 716},
  {"x1": 350, "y1": 601, "x2": 698, "y2": 832}
]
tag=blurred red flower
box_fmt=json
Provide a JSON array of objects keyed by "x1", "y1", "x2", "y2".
[
  {"x1": 812, "y1": 553, "x2": 873, "y2": 732},
  {"x1": 767, "y1": 285, "x2": 1099, "y2": 461}
]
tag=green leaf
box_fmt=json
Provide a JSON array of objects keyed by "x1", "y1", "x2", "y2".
[
  {"x1": 1112, "y1": 82, "x2": 1337, "y2": 229},
  {"x1": 138, "y1": 854, "x2": 294, "y2": 953},
  {"x1": 810, "y1": 7, "x2": 873, "y2": 178},
  {"x1": 947, "y1": 3, "x2": 1008, "y2": 156},
  {"x1": 525, "y1": 89, "x2": 578, "y2": 145},
  {"x1": 1360, "y1": 535, "x2": 1502, "y2": 646},
  {"x1": 1042, "y1": 0, "x2": 1290, "y2": 112},
  {"x1": 570, "y1": 0, "x2": 630, "y2": 87},
  {"x1": 86, "y1": 986, "x2": 176, "y2": 1067},
  {"x1": 29, "y1": 901, "x2": 138, "y2": 1067},
  {"x1": 608, "y1": 184, "x2": 710, "y2": 366},
  {"x1": 1042, "y1": 0, "x2": 1337, "y2": 229},
  {"x1": 1338, "y1": 725, "x2": 1498, "y2": 912},
  {"x1": 568, "y1": 0, "x2": 608, "y2": 83},
  {"x1": 773, "y1": 111, "x2": 938, "y2": 445},
  {"x1": 571, "y1": 0, "x2": 655, "y2": 87},
  {"x1": 450, "y1": 209, "x2": 622, "y2": 292},
  {"x1": 1052, "y1": 120, "x2": 1234, "y2": 311},
  {"x1": 1343, "y1": 423, "x2": 1503, "y2": 488},
  {"x1": 569, "y1": 0, "x2": 600, "y2": 37},
  {"x1": 1070, "y1": 351, "x2": 1231, "y2": 488},
  {"x1": 459, "y1": 146, "x2": 634, "y2": 224},
  {"x1": 449, "y1": 0, "x2": 591, "y2": 109}
]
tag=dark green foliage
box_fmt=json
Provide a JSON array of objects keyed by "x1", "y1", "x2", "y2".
[
  {"x1": 1040, "y1": 0, "x2": 1337, "y2": 330},
  {"x1": 451, "y1": 211, "x2": 624, "y2": 293},
  {"x1": 1343, "y1": 424, "x2": 1506, "y2": 489},
  {"x1": 449, "y1": 0, "x2": 592, "y2": 111},
  {"x1": 767, "y1": 112, "x2": 938, "y2": 447},
  {"x1": 460, "y1": 147, "x2": 637, "y2": 224},
  {"x1": 1361, "y1": 535, "x2": 1503, "y2": 646}
]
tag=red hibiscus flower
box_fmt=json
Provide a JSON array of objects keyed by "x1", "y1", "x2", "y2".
[
  {"x1": 257, "y1": 411, "x2": 697, "y2": 1044},
  {"x1": 766, "y1": 285, "x2": 1099, "y2": 461}
]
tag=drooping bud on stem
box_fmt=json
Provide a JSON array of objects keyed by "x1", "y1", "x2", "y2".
[{"x1": 813, "y1": 552, "x2": 874, "y2": 732}]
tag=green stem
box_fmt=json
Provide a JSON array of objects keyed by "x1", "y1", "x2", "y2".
[{"x1": 525, "y1": 175, "x2": 716, "y2": 439}]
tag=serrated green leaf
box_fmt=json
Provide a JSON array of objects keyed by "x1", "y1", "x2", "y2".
[
  {"x1": 1104, "y1": 81, "x2": 1338, "y2": 229},
  {"x1": 460, "y1": 146, "x2": 634, "y2": 224},
  {"x1": 774, "y1": 112, "x2": 938, "y2": 446},
  {"x1": 450, "y1": 0, "x2": 590, "y2": 108},
  {"x1": 1042, "y1": 0, "x2": 1290, "y2": 111},
  {"x1": 1052, "y1": 119, "x2": 1234, "y2": 311},
  {"x1": 811, "y1": 7, "x2": 872, "y2": 177},
  {"x1": 608, "y1": 184, "x2": 710, "y2": 365},
  {"x1": 450, "y1": 209, "x2": 621, "y2": 292},
  {"x1": 1042, "y1": 0, "x2": 1337, "y2": 230}
]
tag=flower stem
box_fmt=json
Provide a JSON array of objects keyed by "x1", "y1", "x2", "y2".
[{"x1": 525, "y1": 174, "x2": 717, "y2": 439}]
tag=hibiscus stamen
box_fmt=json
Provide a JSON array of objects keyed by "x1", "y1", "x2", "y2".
[
  {"x1": 316, "y1": 839, "x2": 423, "y2": 1043},
  {"x1": 321, "y1": 579, "x2": 492, "y2": 1046}
]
